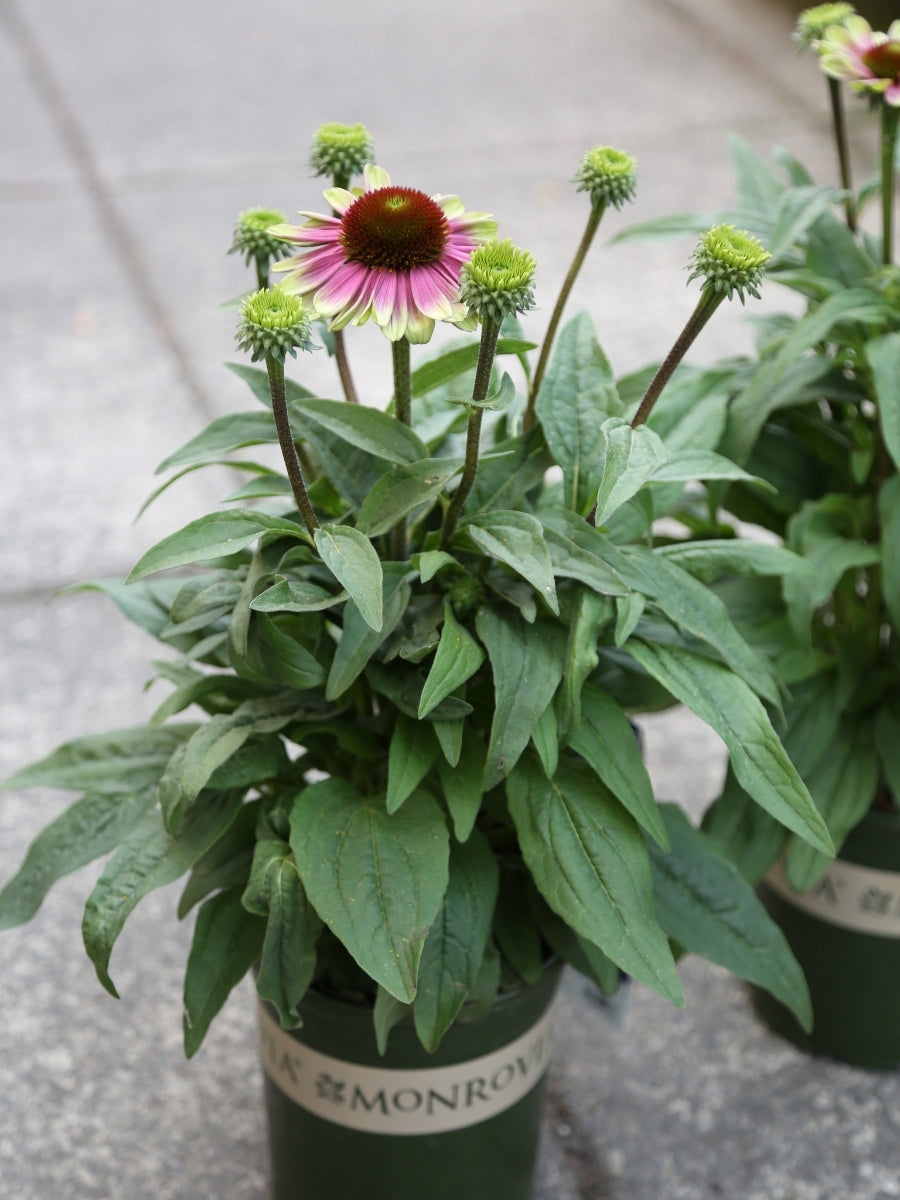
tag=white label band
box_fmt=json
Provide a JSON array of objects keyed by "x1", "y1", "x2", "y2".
[
  {"x1": 765, "y1": 857, "x2": 900, "y2": 938},
  {"x1": 258, "y1": 998, "x2": 556, "y2": 1136}
]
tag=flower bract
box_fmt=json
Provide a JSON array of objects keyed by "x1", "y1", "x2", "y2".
[
  {"x1": 794, "y1": 4, "x2": 856, "y2": 48},
  {"x1": 687, "y1": 225, "x2": 771, "y2": 303},
  {"x1": 309, "y1": 122, "x2": 375, "y2": 182},
  {"x1": 270, "y1": 165, "x2": 497, "y2": 343},
  {"x1": 235, "y1": 288, "x2": 315, "y2": 362},
  {"x1": 460, "y1": 240, "x2": 537, "y2": 325},
  {"x1": 573, "y1": 147, "x2": 637, "y2": 210},
  {"x1": 819, "y1": 16, "x2": 900, "y2": 105}
]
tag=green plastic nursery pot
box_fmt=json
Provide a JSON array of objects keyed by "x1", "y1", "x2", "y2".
[
  {"x1": 257, "y1": 962, "x2": 564, "y2": 1200},
  {"x1": 754, "y1": 809, "x2": 900, "y2": 1071}
]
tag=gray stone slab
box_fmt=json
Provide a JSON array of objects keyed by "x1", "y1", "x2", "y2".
[
  {"x1": 14, "y1": 0, "x2": 818, "y2": 182},
  {"x1": 0, "y1": 191, "x2": 226, "y2": 593}
]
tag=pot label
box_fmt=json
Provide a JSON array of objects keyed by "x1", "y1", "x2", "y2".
[
  {"x1": 766, "y1": 857, "x2": 900, "y2": 938},
  {"x1": 257, "y1": 999, "x2": 556, "y2": 1136}
]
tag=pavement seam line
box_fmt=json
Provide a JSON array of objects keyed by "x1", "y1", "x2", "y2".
[{"x1": 1, "y1": 0, "x2": 217, "y2": 424}]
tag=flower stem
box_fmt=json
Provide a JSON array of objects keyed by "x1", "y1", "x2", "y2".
[
  {"x1": 827, "y1": 78, "x2": 856, "y2": 231},
  {"x1": 334, "y1": 330, "x2": 359, "y2": 403},
  {"x1": 440, "y1": 319, "x2": 501, "y2": 549},
  {"x1": 265, "y1": 354, "x2": 319, "y2": 535},
  {"x1": 630, "y1": 289, "x2": 723, "y2": 430},
  {"x1": 880, "y1": 103, "x2": 899, "y2": 267},
  {"x1": 525, "y1": 203, "x2": 605, "y2": 429},
  {"x1": 390, "y1": 337, "x2": 413, "y2": 559},
  {"x1": 255, "y1": 259, "x2": 269, "y2": 291}
]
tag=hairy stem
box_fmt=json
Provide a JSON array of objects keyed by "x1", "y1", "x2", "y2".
[
  {"x1": 265, "y1": 354, "x2": 319, "y2": 534},
  {"x1": 525, "y1": 203, "x2": 605, "y2": 429},
  {"x1": 440, "y1": 319, "x2": 501, "y2": 548},
  {"x1": 881, "y1": 103, "x2": 899, "y2": 267},
  {"x1": 390, "y1": 337, "x2": 412, "y2": 559},
  {"x1": 629, "y1": 290, "x2": 723, "y2": 431},
  {"x1": 828, "y1": 78, "x2": 857, "y2": 231}
]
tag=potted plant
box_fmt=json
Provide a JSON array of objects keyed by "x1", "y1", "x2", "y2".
[
  {"x1": 645, "y1": 7, "x2": 900, "y2": 1069},
  {"x1": 0, "y1": 122, "x2": 833, "y2": 1198}
]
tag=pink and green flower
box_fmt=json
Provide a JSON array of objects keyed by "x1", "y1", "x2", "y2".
[
  {"x1": 819, "y1": 16, "x2": 900, "y2": 105},
  {"x1": 270, "y1": 166, "x2": 497, "y2": 343}
]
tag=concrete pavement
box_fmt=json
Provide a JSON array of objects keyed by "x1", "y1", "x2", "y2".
[{"x1": 1, "y1": 0, "x2": 899, "y2": 1196}]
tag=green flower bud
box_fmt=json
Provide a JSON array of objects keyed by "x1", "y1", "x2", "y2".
[
  {"x1": 229, "y1": 208, "x2": 291, "y2": 269},
  {"x1": 573, "y1": 146, "x2": 637, "y2": 210},
  {"x1": 460, "y1": 240, "x2": 537, "y2": 324},
  {"x1": 686, "y1": 224, "x2": 771, "y2": 304},
  {"x1": 309, "y1": 122, "x2": 375, "y2": 182},
  {"x1": 794, "y1": 3, "x2": 856, "y2": 48},
  {"x1": 447, "y1": 575, "x2": 484, "y2": 621},
  {"x1": 236, "y1": 289, "x2": 315, "y2": 362}
]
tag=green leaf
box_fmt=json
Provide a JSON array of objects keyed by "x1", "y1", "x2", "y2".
[
  {"x1": 418, "y1": 550, "x2": 458, "y2": 583},
  {"x1": 239, "y1": 615, "x2": 327, "y2": 692},
  {"x1": 250, "y1": 580, "x2": 347, "y2": 613},
  {"x1": 531, "y1": 705, "x2": 559, "y2": 778},
  {"x1": 493, "y1": 867, "x2": 545, "y2": 985},
  {"x1": 507, "y1": 755, "x2": 683, "y2": 1004},
  {"x1": 357, "y1": 458, "x2": 462, "y2": 538},
  {"x1": 785, "y1": 716, "x2": 879, "y2": 891},
  {"x1": 419, "y1": 604, "x2": 485, "y2": 718},
  {"x1": 410, "y1": 338, "x2": 535, "y2": 397},
  {"x1": 2, "y1": 725, "x2": 196, "y2": 794},
  {"x1": 290, "y1": 781, "x2": 449, "y2": 1003},
  {"x1": 557, "y1": 590, "x2": 612, "y2": 739},
  {"x1": 250, "y1": 848, "x2": 323, "y2": 1030},
  {"x1": 701, "y1": 767, "x2": 788, "y2": 885},
  {"x1": 535, "y1": 312, "x2": 623, "y2": 512},
  {"x1": 623, "y1": 547, "x2": 780, "y2": 705},
  {"x1": 541, "y1": 518, "x2": 630, "y2": 598},
  {"x1": 649, "y1": 805, "x2": 811, "y2": 1030},
  {"x1": 0, "y1": 789, "x2": 157, "y2": 930},
  {"x1": 649, "y1": 448, "x2": 771, "y2": 488},
  {"x1": 570, "y1": 685, "x2": 669, "y2": 850},
  {"x1": 878, "y1": 474, "x2": 900, "y2": 630},
  {"x1": 592, "y1": 418, "x2": 669, "y2": 527},
  {"x1": 83, "y1": 792, "x2": 243, "y2": 996},
  {"x1": 387, "y1": 716, "x2": 437, "y2": 814},
  {"x1": 314, "y1": 525, "x2": 384, "y2": 632},
  {"x1": 158, "y1": 696, "x2": 297, "y2": 831},
  {"x1": 869, "y1": 332, "x2": 900, "y2": 470},
  {"x1": 156, "y1": 411, "x2": 278, "y2": 474},
  {"x1": 178, "y1": 799, "x2": 259, "y2": 917},
  {"x1": 435, "y1": 730, "x2": 486, "y2": 841},
  {"x1": 475, "y1": 610, "x2": 567, "y2": 790},
  {"x1": 626, "y1": 641, "x2": 833, "y2": 856},
  {"x1": 183, "y1": 888, "x2": 265, "y2": 1056},
  {"x1": 293, "y1": 397, "x2": 428, "y2": 465},
  {"x1": 227, "y1": 361, "x2": 315, "y2": 406},
  {"x1": 463, "y1": 511, "x2": 559, "y2": 615},
  {"x1": 325, "y1": 574, "x2": 411, "y2": 700},
  {"x1": 66, "y1": 577, "x2": 186, "y2": 640},
  {"x1": 128, "y1": 511, "x2": 308, "y2": 582},
  {"x1": 657, "y1": 539, "x2": 815, "y2": 585},
  {"x1": 413, "y1": 832, "x2": 499, "y2": 1051}
]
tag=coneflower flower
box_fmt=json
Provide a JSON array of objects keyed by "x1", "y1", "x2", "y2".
[
  {"x1": 819, "y1": 16, "x2": 900, "y2": 105},
  {"x1": 269, "y1": 165, "x2": 497, "y2": 343}
]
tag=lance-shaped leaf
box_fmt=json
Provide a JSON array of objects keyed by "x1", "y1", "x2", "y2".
[
  {"x1": 183, "y1": 888, "x2": 265, "y2": 1057},
  {"x1": 387, "y1": 715, "x2": 438, "y2": 814},
  {"x1": 155, "y1": 411, "x2": 279, "y2": 473},
  {"x1": 83, "y1": 792, "x2": 243, "y2": 996},
  {"x1": 463, "y1": 511, "x2": 559, "y2": 615},
  {"x1": 436, "y1": 731, "x2": 487, "y2": 841},
  {"x1": 592, "y1": 418, "x2": 670, "y2": 527},
  {"x1": 250, "y1": 579, "x2": 347, "y2": 613},
  {"x1": 242, "y1": 840, "x2": 323, "y2": 1030},
  {"x1": 475, "y1": 610, "x2": 567, "y2": 790},
  {"x1": 128, "y1": 511, "x2": 309, "y2": 582},
  {"x1": 326, "y1": 573, "x2": 411, "y2": 700},
  {"x1": 0, "y1": 788, "x2": 157, "y2": 930},
  {"x1": 290, "y1": 780, "x2": 449, "y2": 1004},
  {"x1": 557, "y1": 589, "x2": 613, "y2": 739},
  {"x1": 869, "y1": 332, "x2": 900, "y2": 470},
  {"x1": 292, "y1": 396, "x2": 428, "y2": 464},
  {"x1": 419, "y1": 604, "x2": 485, "y2": 718},
  {"x1": 507, "y1": 756, "x2": 683, "y2": 1005},
  {"x1": 648, "y1": 448, "x2": 772, "y2": 488},
  {"x1": 410, "y1": 338, "x2": 535, "y2": 397},
  {"x1": 878, "y1": 474, "x2": 900, "y2": 630},
  {"x1": 626, "y1": 640, "x2": 833, "y2": 856},
  {"x1": 315, "y1": 525, "x2": 384, "y2": 632},
  {"x1": 357, "y1": 458, "x2": 463, "y2": 538},
  {"x1": 1, "y1": 725, "x2": 196, "y2": 795},
  {"x1": 570, "y1": 684, "x2": 668, "y2": 850},
  {"x1": 535, "y1": 312, "x2": 623, "y2": 512},
  {"x1": 649, "y1": 805, "x2": 811, "y2": 1030},
  {"x1": 413, "y1": 832, "x2": 500, "y2": 1051}
]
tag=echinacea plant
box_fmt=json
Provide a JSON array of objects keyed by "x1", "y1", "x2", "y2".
[
  {"x1": 624, "y1": 10, "x2": 900, "y2": 894},
  {"x1": 0, "y1": 122, "x2": 835, "y2": 1057}
]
